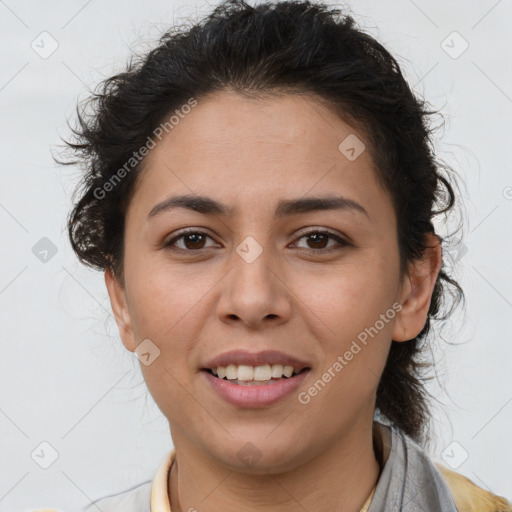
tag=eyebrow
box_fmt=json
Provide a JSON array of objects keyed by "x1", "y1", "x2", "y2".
[{"x1": 147, "y1": 194, "x2": 370, "y2": 220}]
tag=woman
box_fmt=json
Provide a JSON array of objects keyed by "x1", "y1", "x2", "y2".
[{"x1": 57, "y1": 0, "x2": 511, "y2": 510}]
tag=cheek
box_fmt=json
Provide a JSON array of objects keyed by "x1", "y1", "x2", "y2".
[
  {"x1": 294, "y1": 254, "x2": 397, "y2": 393},
  {"x1": 297, "y1": 270, "x2": 395, "y2": 421},
  {"x1": 124, "y1": 256, "x2": 210, "y2": 339},
  {"x1": 298, "y1": 255, "x2": 399, "y2": 335},
  {"x1": 124, "y1": 258, "x2": 222, "y2": 404}
]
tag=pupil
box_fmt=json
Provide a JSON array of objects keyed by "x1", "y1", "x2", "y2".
[
  {"x1": 186, "y1": 234, "x2": 204, "y2": 248},
  {"x1": 310, "y1": 233, "x2": 326, "y2": 248}
]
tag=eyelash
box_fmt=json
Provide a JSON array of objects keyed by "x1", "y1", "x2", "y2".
[{"x1": 163, "y1": 228, "x2": 350, "y2": 255}]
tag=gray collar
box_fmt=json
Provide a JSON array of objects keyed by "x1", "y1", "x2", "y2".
[{"x1": 368, "y1": 421, "x2": 458, "y2": 511}]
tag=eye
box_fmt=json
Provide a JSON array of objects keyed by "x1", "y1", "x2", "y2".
[
  {"x1": 291, "y1": 229, "x2": 350, "y2": 253},
  {"x1": 164, "y1": 229, "x2": 218, "y2": 252},
  {"x1": 163, "y1": 228, "x2": 350, "y2": 254}
]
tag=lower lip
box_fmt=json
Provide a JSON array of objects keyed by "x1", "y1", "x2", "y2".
[{"x1": 201, "y1": 369, "x2": 310, "y2": 408}]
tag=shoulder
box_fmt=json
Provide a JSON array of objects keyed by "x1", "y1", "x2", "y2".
[
  {"x1": 435, "y1": 463, "x2": 512, "y2": 512},
  {"x1": 81, "y1": 480, "x2": 152, "y2": 512},
  {"x1": 375, "y1": 420, "x2": 511, "y2": 511},
  {"x1": 80, "y1": 449, "x2": 174, "y2": 512}
]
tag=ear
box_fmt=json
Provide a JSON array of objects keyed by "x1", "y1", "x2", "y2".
[
  {"x1": 104, "y1": 267, "x2": 137, "y2": 352},
  {"x1": 392, "y1": 232, "x2": 443, "y2": 342}
]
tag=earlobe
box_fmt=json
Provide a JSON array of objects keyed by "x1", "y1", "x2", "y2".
[
  {"x1": 104, "y1": 268, "x2": 137, "y2": 352},
  {"x1": 392, "y1": 233, "x2": 443, "y2": 343}
]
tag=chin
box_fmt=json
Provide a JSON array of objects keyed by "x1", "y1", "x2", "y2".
[{"x1": 208, "y1": 435, "x2": 308, "y2": 475}]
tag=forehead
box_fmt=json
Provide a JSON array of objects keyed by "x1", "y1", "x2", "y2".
[
  {"x1": 126, "y1": 90, "x2": 392, "y2": 224},
  {"x1": 151, "y1": 90, "x2": 366, "y2": 168}
]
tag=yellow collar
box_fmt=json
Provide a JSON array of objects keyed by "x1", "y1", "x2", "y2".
[
  {"x1": 435, "y1": 463, "x2": 512, "y2": 512},
  {"x1": 150, "y1": 448, "x2": 174, "y2": 511}
]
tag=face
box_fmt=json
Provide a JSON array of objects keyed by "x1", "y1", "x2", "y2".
[{"x1": 106, "y1": 89, "x2": 440, "y2": 473}]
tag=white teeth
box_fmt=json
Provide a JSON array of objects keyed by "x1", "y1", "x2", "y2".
[
  {"x1": 210, "y1": 364, "x2": 303, "y2": 381},
  {"x1": 225, "y1": 364, "x2": 237, "y2": 380},
  {"x1": 237, "y1": 365, "x2": 254, "y2": 381},
  {"x1": 271, "y1": 364, "x2": 284, "y2": 378},
  {"x1": 283, "y1": 365, "x2": 294, "y2": 378},
  {"x1": 253, "y1": 364, "x2": 272, "y2": 381}
]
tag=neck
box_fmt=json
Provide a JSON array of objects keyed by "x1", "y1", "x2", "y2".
[{"x1": 168, "y1": 418, "x2": 381, "y2": 512}]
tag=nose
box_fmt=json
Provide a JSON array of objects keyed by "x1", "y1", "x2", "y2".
[{"x1": 216, "y1": 243, "x2": 292, "y2": 330}]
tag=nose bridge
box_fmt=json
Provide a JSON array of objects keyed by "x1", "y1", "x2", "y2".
[
  {"x1": 217, "y1": 234, "x2": 291, "y2": 326},
  {"x1": 231, "y1": 235, "x2": 277, "y2": 302}
]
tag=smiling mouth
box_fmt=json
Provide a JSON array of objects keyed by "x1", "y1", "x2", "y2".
[{"x1": 203, "y1": 367, "x2": 310, "y2": 386}]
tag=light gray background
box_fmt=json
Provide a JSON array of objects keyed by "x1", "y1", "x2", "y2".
[{"x1": 1, "y1": 0, "x2": 511, "y2": 510}]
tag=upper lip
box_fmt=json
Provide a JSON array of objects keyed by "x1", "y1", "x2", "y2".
[{"x1": 201, "y1": 349, "x2": 311, "y2": 370}]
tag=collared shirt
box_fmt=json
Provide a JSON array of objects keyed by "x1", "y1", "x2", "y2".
[{"x1": 80, "y1": 420, "x2": 467, "y2": 511}]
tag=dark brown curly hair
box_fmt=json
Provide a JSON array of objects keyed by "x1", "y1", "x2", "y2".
[{"x1": 58, "y1": 0, "x2": 465, "y2": 443}]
